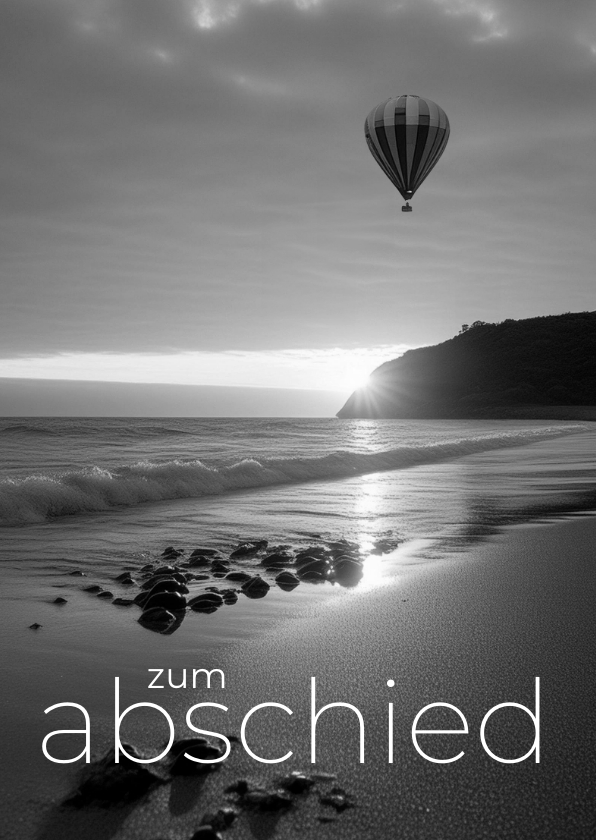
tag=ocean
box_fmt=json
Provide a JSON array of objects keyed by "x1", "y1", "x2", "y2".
[{"x1": 1, "y1": 418, "x2": 595, "y2": 583}]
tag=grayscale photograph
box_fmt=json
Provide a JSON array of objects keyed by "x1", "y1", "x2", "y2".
[{"x1": 1, "y1": 1, "x2": 595, "y2": 838}]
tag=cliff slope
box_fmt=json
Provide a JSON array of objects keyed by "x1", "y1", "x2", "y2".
[{"x1": 337, "y1": 312, "x2": 596, "y2": 419}]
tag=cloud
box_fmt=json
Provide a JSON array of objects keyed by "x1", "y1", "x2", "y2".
[{"x1": 0, "y1": 0, "x2": 594, "y2": 365}]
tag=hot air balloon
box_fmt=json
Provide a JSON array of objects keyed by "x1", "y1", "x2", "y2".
[{"x1": 365, "y1": 94, "x2": 449, "y2": 212}]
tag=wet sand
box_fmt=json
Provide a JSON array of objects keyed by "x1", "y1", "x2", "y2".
[
  {"x1": 205, "y1": 516, "x2": 596, "y2": 839},
  {"x1": 2, "y1": 516, "x2": 596, "y2": 839}
]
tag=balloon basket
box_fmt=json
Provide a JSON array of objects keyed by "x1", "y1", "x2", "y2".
[{"x1": 402, "y1": 203, "x2": 412, "y2": 213}]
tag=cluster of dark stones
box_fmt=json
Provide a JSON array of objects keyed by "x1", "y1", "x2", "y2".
[
  {"x1": 65, "y1": 733, "x2": 354, "y2": 838},
  {"x1": 224, "y1": 769, "x2": 352, "y2": 806},
  {"x1": 201, "y1": 771, "x2": 354, "y2": 837},
  {"x1": 195, "y1": 770, "x2": 355, "y2": 837},
  {"x1": 36, "y1": 535, "x2": 397, "y2": 633},
  {"x1": 292, "y1": 541, "x2": 365, "y2": 586}
]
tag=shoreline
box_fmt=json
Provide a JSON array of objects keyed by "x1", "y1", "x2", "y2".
[{"x1": 2, "y1": 512, "x2": 596, "y2": 838}]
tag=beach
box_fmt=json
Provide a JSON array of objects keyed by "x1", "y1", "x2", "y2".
[
  {"x1": 3, "y1": 516, "x2": 596, "y2": 839},
  {"x1": 1, "y1": 419, "x2": 595, "y2": 839}
]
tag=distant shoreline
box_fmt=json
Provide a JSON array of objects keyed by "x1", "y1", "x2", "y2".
[{"x1": 337, "y1": 405, "x2": 596, "y2": 421}]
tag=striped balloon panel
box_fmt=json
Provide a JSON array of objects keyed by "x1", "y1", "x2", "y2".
[{"x1": 364, "y1": 94, "x2": 449, "y2": 200}]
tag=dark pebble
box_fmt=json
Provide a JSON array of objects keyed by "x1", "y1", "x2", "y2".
[
  {"x1": 333, "y1": 557, "x2": 363, "y2": 586},
  {"x1": 190, "y1": 828, "x2": 222, "y2": 840},
  {"x1": 68, "y1": 570, "x2": 85, "y2": 576},
  {"x1": 297, "y1": 568, "x2": 328, "y2": 583},
  {"x1": 136, "y1": 579, "x2": 188, "y2": 606},
  {"x1": 189, "y1": 548, "x2": 220, "y2": 558},
  {"x1": 188, "y1": 591, "x2": 223, "y2": 604},
  {"x1": 97, "y1": 591, "x2": 114, "y2": 599},
  {"x1": 140, "y1": 563, "x2": 154, "y2": 572},
  {"x1": 296, "y1": 557, "x2": 332, "y2": 581},
  {"x1": 295, "y1": 556, "x2": 331, "y2": 574},
  {"x1": 188, "y1": 555, "x2": 212, "y2": 568},
  {"x1": 138, "y1": 607, "x2": 175, "y2": 630},
  {"x1": 200, "y1": 807, "x2": 237, "y2": 831},
  {"x1": 295, "y1": 546, "x2": 329, "y2": 561},
  {"x1": 279, "y1": 771, "x2": 315, "y2": 793},
  {"x1": 211, "y1": 561, "x2": 230, "y2": 573},
  {"x1": 260, "y1": 551, "x2": 293, "y2": 567},
  {"x1": 159, "y1": 578, "x2": 189, "y2": 594},
  {"x1": 152, "y1": 565, "x2": 179, "y2": 577},
  {"x1": 333, "y1": 553, "x2": 362, "y2": 564},
  {"x1": 53, "y1": 597, "x2": 67, "y2": 605},
  {"x1": 169, "y1": 737, "x2": 226, "y2": 775},
  {"x1": 83, "y1": 585, "x2": 103, "y2": 593},
  {"x1": 241, "y1": 575, "x2": 270, "y2": 599},
  {"x1": 29, "y1": 623, "x2": 42, "y2": 630},
  {"x1": 189, "y1": 593, "x2": 224, "y2": 612},
  {"x1": 143, "y1": 591, "x2": 186, "y2": 612},
  {"x1": 112, "y1": 598, "x2": 135, "y2": 607},
  {"x1": 230, "y1": 540, "x2": 268, "y2": 558},
  {"x1": 141, "y1": 571, "x2": 186, "y2": 590},
  {"x1": 161, "y1": 547, "x2": 183, "y2": 559},
  {"x1": 225, "y1": 571, "x2": 251, "y2": 582},
  {"x1": 319, "y1": 789, "x2": 354, "y2": 811},
  {"x1": 225, "y1": 779, "x2": 249, "y2": 795},
  {"x1": 275, "y1": 571, "x2": 300, "y2": 590}
]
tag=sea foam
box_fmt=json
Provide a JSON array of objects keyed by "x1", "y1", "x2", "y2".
[{"x1": 0, "y1": 426, "x2": 585, "y2": 527}]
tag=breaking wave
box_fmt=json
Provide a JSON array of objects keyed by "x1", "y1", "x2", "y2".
[{"x1": 0, "y1": 426, "x2": 586, "y2": 527}]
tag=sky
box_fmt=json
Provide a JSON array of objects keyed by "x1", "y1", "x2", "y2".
[{"x1": 0, "y1": 0, "x2": 594, "y2": 415}]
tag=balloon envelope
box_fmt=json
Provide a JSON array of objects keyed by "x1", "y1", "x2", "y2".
[{"x1": 365, "y1": 94, "x2": 449, "y2": 202}]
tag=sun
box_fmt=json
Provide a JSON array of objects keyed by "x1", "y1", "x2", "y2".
[
  {"x1": 351, "y1": 372, "x2": 372, "y2": 391},
  {"x1": 338, "y1": 368, "x2": 372, "y2": 393}
]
